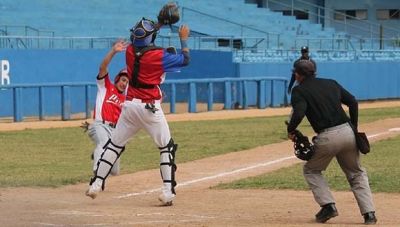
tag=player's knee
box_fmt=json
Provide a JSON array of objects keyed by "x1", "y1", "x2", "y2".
[
  {"x1": 159, "y1": 138, "x2": 178, "y2": 155},
  {"x1": 103, "y1": 139, "x2": 125, "y2": 156}
]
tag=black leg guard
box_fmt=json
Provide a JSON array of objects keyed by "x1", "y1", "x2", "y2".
[
  {"x1": 90, "y1": 139, "x2": 125, "y2": 190},
  {"x1": 159, "y1": 138, "x2": 178, "y2": 194}
]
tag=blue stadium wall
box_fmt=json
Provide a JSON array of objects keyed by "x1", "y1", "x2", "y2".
[
  {"x1": 0, "y1": 49, "x2": 237, "y2": 118},
  {"x1": 238, "y1": 62, "x2": 400, "y2": 105},
  {"x1": 1, "y1": 49, "x2": 400, "y2": 118}
]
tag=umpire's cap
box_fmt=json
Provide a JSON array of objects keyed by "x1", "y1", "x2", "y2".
[
  {"x1": 301, "y1": 46, "x2": 309, "y2": 53},
  {"x1": 294, "y1": 60, "x2": 315, "y2": 78}
]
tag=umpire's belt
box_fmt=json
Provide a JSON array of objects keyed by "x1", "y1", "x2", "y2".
[
  {"x1": 318, "y1": 122, "x2": 349, "y2": 133},
  {"x1": 130, "y1": 98, "x2": 161, "y2": 104},
  {"x1": 101, "y1": 120, "x2": 117, "y2": 128}
]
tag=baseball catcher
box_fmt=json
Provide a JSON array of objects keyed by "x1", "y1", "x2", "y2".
[{"x1": 86, "y1": 2, "x2": 190, "y2": 207}]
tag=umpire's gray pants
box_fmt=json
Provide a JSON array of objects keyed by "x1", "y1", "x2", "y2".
[{"x1": 303, "y1": 123, "x2": 375, "y2": 214}]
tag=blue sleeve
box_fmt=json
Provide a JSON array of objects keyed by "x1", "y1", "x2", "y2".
[{"x1": 162, "y1": 50, "x2": 190, "y2": 72}]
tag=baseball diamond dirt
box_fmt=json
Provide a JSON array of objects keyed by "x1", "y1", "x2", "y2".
[{"x1": 0, "y1": 100, "x2": 400, "y2": 226}]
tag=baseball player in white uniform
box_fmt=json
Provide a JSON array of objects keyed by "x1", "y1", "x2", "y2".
[{"x1": 84, "y1": 40, "x2": 129, "y2": 176}]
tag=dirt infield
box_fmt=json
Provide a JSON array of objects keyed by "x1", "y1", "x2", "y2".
[{"x1": 1, "y1": 100, "x2": 400, "y2": 226}]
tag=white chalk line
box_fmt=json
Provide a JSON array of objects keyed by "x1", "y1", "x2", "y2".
[
  {"x1": 117, "y1": 156, "x2": 296, "y2": 199},
  {"x1": 117, "y1": 127, "x2": 400, "y2": 199}
]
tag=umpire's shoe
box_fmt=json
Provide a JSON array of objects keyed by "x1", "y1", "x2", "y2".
[
  {"x1": 363, "y1": 211, "x2": 377, "y2": 225},
  {"x1": 315, "y1": 203, "x2": 338, "y2": 223}
]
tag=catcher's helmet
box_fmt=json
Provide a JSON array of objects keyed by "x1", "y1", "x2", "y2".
[
  {"x1": 301, "y1": 46, "x2": 309, "y2": 53},
  {"x1": 130, "y1": 18, "x2": 158, "y2": 47}
]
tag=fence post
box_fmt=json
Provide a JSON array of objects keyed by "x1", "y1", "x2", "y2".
[
  {"x1": 242, "y1": 81, "x2": 248, "y2": 109},
  {"x1": 283, "y1": 80, "x2": 289, "y2": 106},
  {"x1": 170, "y1": 83, "x2": 176, "y2": 113},
  {"x1": 61, "y1": 86, "x2": 71, "y2": 120},
  {"x1": 207, "y1": 82, "x2": 213, "y2": 111},
  {"x1": 85, "y1": 85, "x2": 91, "y2": 119},
  {"x1": 13, "y1": 87, "x2": 23, "y2": 122},
  {"x1": 188, "y1": 82, "x2": 197, "y2": 113},
  {"x1": 39, "y1": 86, "x2": 45, "y2": 120},
  {"x1": 258, "y1": 80, "x2": 266, "y2": 109},
  {"x1": 224, "y1": 81, "x2": 232, "y2": 109},
  {"x1": 270, "y1": 80, "x2": 275, "y2": 107}
]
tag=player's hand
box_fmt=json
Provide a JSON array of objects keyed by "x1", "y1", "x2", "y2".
[
  {"x1": 80, "y1": 121, "x2": 90, "y2": 132},
  {"x1": 288, "y1": 132, "x2": 296, "y2": 142},
  {"x1": 112, "y1": 39, "x2": 129, "y2": 53},
  {"x1": 179, "y1": 25, "x2": 190, "y2": 41}
]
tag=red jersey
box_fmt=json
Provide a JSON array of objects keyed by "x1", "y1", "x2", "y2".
[
  {"x1": 125, "y1": 45, "x2": 186, "y2": 101},
  {"x1": 93, "y1": 74, "x2": 126, "y2": 124}
]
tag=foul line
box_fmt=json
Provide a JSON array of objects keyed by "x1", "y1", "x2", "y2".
[
  {"x1": 117, "y1": 156, "x2": 296, "y2": 199},
  {"x1": 117, "y1": 127, "x2": 400, "y2": 199}
]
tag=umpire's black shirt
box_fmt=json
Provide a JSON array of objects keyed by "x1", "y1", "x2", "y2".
[{"x1": 287, "y1": 77, "x2": 358, "y2": 133}]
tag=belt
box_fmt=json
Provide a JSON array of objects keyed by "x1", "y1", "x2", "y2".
[
  {"x1": 319, "y1": 122, "x2": 349, "y2": 133},
  {"x1": 130, "y1": 98, "x2": 161, "y2": 104},
  {"x1": 102, "y1": 120, "x2": 116, "y2": 128}
]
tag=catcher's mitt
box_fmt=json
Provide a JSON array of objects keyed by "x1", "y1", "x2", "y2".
[
  {"x1": 292, "y1": 130, "x2": 315, "y2": 161},
  {"x1": 157, "y1": 2, "x2": 180, "y2": 26}
]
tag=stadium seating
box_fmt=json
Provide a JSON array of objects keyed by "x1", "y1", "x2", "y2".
[{"x1": 1, "y1": 0, "x2": 399, "y2": 62}]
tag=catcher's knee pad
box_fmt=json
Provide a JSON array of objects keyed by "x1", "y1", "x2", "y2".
[
  {"x1": 92, "y1": 139, "x2": 125, "y2": 189},
  {"x1": 159, "y1": 138, "x2": 178, "y2": 194}
]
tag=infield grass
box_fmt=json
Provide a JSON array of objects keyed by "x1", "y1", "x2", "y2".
[{"x1": 0, "y1": 106, "x2": 399, "y2": 188}]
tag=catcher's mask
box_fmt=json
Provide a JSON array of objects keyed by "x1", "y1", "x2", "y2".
[{"x1": 130, "y1": 18, "x2": 158, "y2": 47}]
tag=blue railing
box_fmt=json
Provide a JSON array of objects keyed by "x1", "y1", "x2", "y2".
[{"x1": 0, "y1": 77, "x2": 288, "y2": 122}]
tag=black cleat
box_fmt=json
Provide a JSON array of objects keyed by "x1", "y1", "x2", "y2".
[
  {"x1": 315, "y1": 203, "x2": 338, "y2": 223},
  {"x1": 363, "y1": 212, "x2": 377, "y2": 225}
]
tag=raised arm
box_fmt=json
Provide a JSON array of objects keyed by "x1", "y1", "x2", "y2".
[
  {"x1": 98, "y1": 39, "x2": 128, "y2": 79},
  {"x1": 179, "y1": 24, "x2": 190, "y2": 66}
]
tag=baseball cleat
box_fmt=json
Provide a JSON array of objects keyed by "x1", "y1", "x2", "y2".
[
  {"x1": 85, "y1": 189, "x2": 98, "y2": 199},
  {"x1": 158, "y1": 192, "x2": 175, "y2": 206},
  {"x1": 85, "y1": 180, "x2": 102, "y2": 199}
]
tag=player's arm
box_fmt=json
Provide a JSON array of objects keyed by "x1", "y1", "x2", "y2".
[
  {"x1": 339, "y1": 82, "x2": 358, "y2": 130},
  {"x1": 98, "y1": 39, "x2": 128, "y2": 79},
  {"x1": 287, "y1": 88, "x2": 307, "y2": 134},
  {"x1": 179, "y1": 24, "x2": 190, "y2": 66},
  {"x1": 162, "y1": 25, "x2": 191, "y2": 72}
]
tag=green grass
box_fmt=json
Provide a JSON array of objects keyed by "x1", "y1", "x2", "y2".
[
  {"x1": 215, "y1": 134, "x2": 400, "y2": 193},
  {"x1": 0, "y1": 106, "x2": 399, "y2": 188}
]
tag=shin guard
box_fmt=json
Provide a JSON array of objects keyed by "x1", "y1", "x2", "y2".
[
  {"x1": 91, "y1": 139, "x2": 125, "y2": 190},
  {"x1": 159, "y1": 138, "x2": 178, "y2": 194}
]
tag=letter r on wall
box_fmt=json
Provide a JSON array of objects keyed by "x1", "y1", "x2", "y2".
[{"x1": 1, "y1": 60, "x2": 10, "y2": 85}]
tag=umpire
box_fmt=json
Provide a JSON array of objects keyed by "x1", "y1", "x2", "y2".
[
  {"x1": 286, "y1": 60, "x2": 377, "y2": 225},
  {"x1": 288, "y1": 46, "x2": 316, "y2": 93}
]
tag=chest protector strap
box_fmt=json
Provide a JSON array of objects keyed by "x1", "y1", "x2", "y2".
[{"x1": 130, "y1": 45, "x2": 163, "y2": 89}]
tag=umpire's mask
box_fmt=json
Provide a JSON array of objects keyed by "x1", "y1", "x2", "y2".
[{"x1": 130, "y1": 18, "x2": 158, "y2": 47}]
